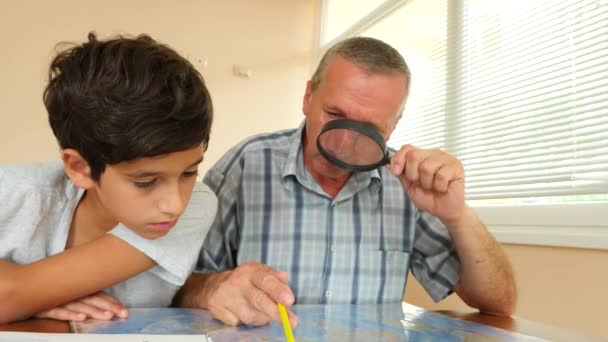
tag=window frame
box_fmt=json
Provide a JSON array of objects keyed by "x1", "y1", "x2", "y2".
[{"x1": 317, "y1": 0, "x2": 608, "y2": 250}]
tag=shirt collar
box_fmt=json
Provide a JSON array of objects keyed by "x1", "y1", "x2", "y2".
[{"x1": 281, "y1": 120, "x2": 305, "y2": 180}]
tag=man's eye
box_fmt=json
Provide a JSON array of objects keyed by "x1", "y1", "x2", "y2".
[{"x1": 134, "y1": 179, "x2": 157, "y2": 188}]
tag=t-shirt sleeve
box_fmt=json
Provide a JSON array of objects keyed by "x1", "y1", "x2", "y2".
[
  {"x1": 0, "y1": 168, "x2": 15, "y2": 222},
  {"x1": 0, "y1": 168, "x2": 26, "y2": 249},
  {"x1": 0, "y1": 162, "x2": 82, "y2": 262},
  {"x1": 0, "y1": 167, "x2": 38, "y2": 225},
  {"x1": 410, "y1": 210, "x2": 460, "y2": 302},
  {"x1": 109, "y1": 182, "x2": 218, "y2": 286}
]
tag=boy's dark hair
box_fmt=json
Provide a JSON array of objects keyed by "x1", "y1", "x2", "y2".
[{"x1": 44, "y1": 32, "x2": 213, "y2": 180}]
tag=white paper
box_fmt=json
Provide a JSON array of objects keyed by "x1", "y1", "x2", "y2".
[{"x1": 0, "y1": 332, "x2": 210, "y2": 342}]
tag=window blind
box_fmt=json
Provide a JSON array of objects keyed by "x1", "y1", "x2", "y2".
[
  {"x1": 362, "y1": 0, "x2": 449, "y2": 150},
  {"x1": 379, "y1": 0, "x2": 608, "y2": 201}
]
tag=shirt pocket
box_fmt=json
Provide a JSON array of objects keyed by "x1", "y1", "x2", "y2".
[{"x1": 356, "y1": 249, "x2": 410, "y2": 303}]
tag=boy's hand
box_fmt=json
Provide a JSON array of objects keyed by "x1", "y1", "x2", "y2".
[{"x1": 34, "y1": 291, "x2": 128, "y2": 321}]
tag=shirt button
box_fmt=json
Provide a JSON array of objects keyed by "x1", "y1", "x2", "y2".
[
  {"x1": 325, "y1": 291, "x2": 332, "y2": 297},
  {"x1": 330, "y1": 245, "x2": 336, "y2": 252}
]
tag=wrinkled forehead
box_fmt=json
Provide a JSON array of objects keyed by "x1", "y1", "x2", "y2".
[{"x1": 320, "y1": 63, "x2": 407, "y2": 132}]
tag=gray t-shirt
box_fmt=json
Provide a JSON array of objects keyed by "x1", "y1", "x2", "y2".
[{"x1": 0, "y1": 161, "x2": 217, "y2": 307}]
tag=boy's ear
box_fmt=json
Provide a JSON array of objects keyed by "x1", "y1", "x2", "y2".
[{"x1": 62, "y1": 149, "x2": 96, "y2": 189}]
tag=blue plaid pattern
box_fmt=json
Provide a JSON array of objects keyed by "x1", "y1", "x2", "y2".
[{"x1": 198, "y1": 121, "x2": 460, "y2": 304}]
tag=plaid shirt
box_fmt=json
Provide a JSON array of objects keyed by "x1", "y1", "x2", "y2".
[{"x1": 198, "y1": 121, "x2": 460, "y2": 304}]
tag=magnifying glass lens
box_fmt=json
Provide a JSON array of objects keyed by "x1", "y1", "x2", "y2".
[
  {"x1": 316, "y1": 119, "x2": 391, "y2": 172},
  {"x1": 318, "y1": 128, "x2": 386, "y2": 166}
]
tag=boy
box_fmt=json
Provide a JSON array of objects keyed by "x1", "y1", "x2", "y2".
[{"x1": 0, "y1": 32, "x2": 216, "y2": 323}]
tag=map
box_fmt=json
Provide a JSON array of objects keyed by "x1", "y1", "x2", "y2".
[{"x1": 71, "y1": 303, "x2": 546, "y2": 341}]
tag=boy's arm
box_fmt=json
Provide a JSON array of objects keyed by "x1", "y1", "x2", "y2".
[{"x1": 0, "y1": 234, "x2": 154, "y2": 324}]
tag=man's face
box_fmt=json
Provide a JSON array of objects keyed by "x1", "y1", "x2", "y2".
[
  {"x1": 91, "y1": 145, "x2": 204, "y2": 239},
  {"x1": 302, "y1": 55, "x2": 409, "y2": 179}
]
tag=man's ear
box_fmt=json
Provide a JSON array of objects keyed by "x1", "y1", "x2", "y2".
[
  {"x1": 302, "y1": 80, "x2": 313, "y2": 117},
  {"x1": 62, "y1": 149, "x2": 96, "y2": 189},
  {"x1": 388, "y1": 110, "x2": 404, "y2": 137}
]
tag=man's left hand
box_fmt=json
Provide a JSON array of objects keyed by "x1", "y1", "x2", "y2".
[{"x1": 388, "y1": 144, "x2": 465, "y2": 223}]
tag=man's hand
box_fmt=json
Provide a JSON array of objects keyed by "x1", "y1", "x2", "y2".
[
  {"x1": 202, "y1": 262, "x2": 297, "y2": 328},
  {"x1": 34, "y1": 291, "x2": 127, "y2": 321},
  {"x1": 389, "y1": 145, "x2": 517, "y2": 315},
  {"x1": 389, "y1": 145, "x2": 465, "y2": 223}
]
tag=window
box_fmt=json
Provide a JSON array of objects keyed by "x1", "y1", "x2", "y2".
[
  {"x1": 319, "y1": 0, "x2": 608, "y2": 249},
  {"x1": 321, "y1": 0, "x2": 387, "y2": 44}
]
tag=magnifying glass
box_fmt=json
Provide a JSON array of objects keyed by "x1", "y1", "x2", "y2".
[{"x1": 316, "y1": 119, "x2": 390, "y2": 172}]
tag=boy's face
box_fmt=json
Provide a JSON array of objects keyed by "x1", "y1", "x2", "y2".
[{"x1": 90, "y1": 145, "x2": 204, "y2": 239}]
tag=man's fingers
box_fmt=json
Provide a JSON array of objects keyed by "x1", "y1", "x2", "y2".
[
  {"x1": 251, "y1": 270, "x2": 294, "y2": 305},
  {"x1": 245, "y1": 287, "x2": 285, "y2": 323},
  {"x1": 226, "y1": 292, "x2": 273, "y2": 327},
  {"x1": 390, "y1": 146, "x2": 463, "y2": 194},
  {"x1": 206, "y1": 263, "x2": 295, "y2": 328},
  {"x1": 247, "y1": 274, "x2": 298, "y2": 327},
  {"x1": 274, "y1": 271, "x2": 289, "y2": 283},
  {"x1": 404, "y1": 149, "x2": 434, "y2": 183},
  {"x1": 211, "y1": 306, "x2": 241, "y2": 326},
  {"x1": 208, "y1": 278, "x2": 271, "y2": 326},
  {"x1": 418, "y1": 152, "x2": 451, "y2": 190},
  {"x1": 433, "y1": 164, "x2": 451, "y2": 192},
  {"x1": 389, "y1": 144, "x2": 415, "y2": 175},
  {"x1": 235, "y1": 304, "x2": 273, "y2": 326},
  {"x1": 287, "y1": 309, "x2": 299, "y2": 329}
]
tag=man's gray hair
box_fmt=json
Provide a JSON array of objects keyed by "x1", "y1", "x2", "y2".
[{"x1": 310, "y1": 36, "x2": 411, "y2": 91}]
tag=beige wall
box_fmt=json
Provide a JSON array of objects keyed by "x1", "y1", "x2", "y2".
[
  {"x1": 0, "y1": 0, "x2": 316, "y2": 170},
  {"x1": 405, "y1": 244, "x2": 608, "y2": 338}
]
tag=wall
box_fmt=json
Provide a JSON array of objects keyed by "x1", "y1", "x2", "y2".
[
  {"x1": 0, "y1": 0, "x2": 316, "y2": 171},
  {"x1": 404, "y1": 244, "x2": 608, "y2": 338}
]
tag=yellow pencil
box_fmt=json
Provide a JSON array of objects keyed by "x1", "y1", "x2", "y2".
[{"x1": 277, "y1": 303, "x2": 295, "y2": 342}]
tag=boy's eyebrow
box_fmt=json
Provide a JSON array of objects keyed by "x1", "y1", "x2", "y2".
[
  {"x1": 188, "y1": 157, "x2": 205, "y2": 167},
  {"x1": 126, "y1": 157, "x2": 204, "y2": 178}
]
